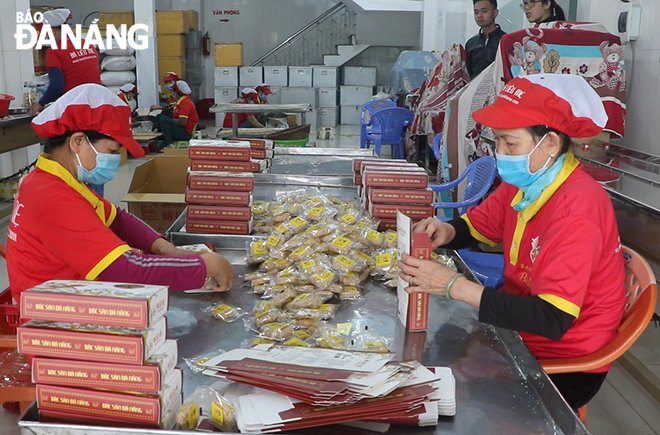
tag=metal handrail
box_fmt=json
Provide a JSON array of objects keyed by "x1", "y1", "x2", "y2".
[{"x1": 251, "y1": 2, "x2": 348, "y2": 66}]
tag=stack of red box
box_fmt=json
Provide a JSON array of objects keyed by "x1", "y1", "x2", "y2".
[
  {"x1": 186, "y1": 139, "x2": 258, "y2": 235},
  {"x1": 17, "y1": 280, "x2": 182, "y2": 429},
  {"x1": 353, "y1": 158, "x2": 435, "y2": 231}
]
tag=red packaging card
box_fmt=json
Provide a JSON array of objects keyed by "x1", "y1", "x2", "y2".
[
  {"x1": 187, "y1": 205, "x2": 252, "y2": 221},
  {"x1": 352, "y1": 158, "x2": 414, "y2": 172},
  {"x1": 186, "y1": 219, "x2": 252, "y2": 235},
  {"x1": 229, "y1": 137, "x2": 274, "y2": 149},
  {"x1": 369, "y1": 188, "x2": 434, "y2": 205},
  {"x1": 369, "y1": 203, "x2": 435, "y2": 220},
  {"x1": 188, "y1": 139, "x2": 251, "y2": 161},
  {"x1": 187, "y1": 171, "x2": 254, "y2": 192},
  {"x1": 20, "y1": 280, "x2": 168, "y2": 329},
  {"x1": 185, "y1": 189, "x2": 253, "y2": 206},
  {"x1": 17, "y1": 317, "x2": 167, "y2": 365},
  {"x1": 249, "y1": 148, "x2": 274, "y2": 159},
  {"x1": 362, "y1": 171, "x2": 429, "y2": 189},
  {"x1": 190, "y1": 159, "x2": 267, "y2": 173}
]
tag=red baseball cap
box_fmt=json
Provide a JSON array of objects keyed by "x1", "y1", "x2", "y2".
[
  {"x1": 163, "y1": 72, "x2": 179, "y2": 82},
  {"x1": 472, "y1": 74, "x2": 607, "y2": 138},
  {"x1": 255, "y1": 83, "x2": 272, "y2": 95},
  {"x1": 32, "y1": 84, "x2": 145, "y2": 157}
]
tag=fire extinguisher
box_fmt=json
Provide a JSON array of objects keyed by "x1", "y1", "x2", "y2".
[{"x1": 202, "y1": 31, "x2": 211, "y2": 56}]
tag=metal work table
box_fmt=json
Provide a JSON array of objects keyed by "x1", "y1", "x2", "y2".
[
  {"x1": 19, "y1": 158, "x2": 586, "y2": 434},
  {"x1": 0, "y1": 113, "x2": 41, "y2": 154},
  {"x1": 271, "y1": 146, "x2": 375, "y2": 176},
  {"x1": 210, "y1": 103, "x2": 313, "y2": 137}
]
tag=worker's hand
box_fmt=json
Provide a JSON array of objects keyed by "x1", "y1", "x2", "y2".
[
  {"x1": 150, "y1": 104, "x2": 161, "y2": 111},
  {"x1": 399, "y1": 253, "x2": 456, "y2": 296},
  {"x1": 29, "y1": 102, "x2": 43, "y2": 116},
  {"x1": 201, "y1": 253, "x2": 234, "y2": 292},
  {"x1": 413, "y1": 217, "x2": 456, "y2": 249}
]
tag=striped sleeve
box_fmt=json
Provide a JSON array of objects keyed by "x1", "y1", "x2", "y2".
[{"x1": 97, "y1": 251, "x2": 207, "y2": 292}]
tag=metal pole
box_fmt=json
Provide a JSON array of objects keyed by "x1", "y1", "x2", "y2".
[{"x1": 232, "y1": 113, "x2": 238, "y2": 137}]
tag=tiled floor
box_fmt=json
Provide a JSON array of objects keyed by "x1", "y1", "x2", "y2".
[{"x1": 1, "y1": 124, "x2": 658, "y2": 434}]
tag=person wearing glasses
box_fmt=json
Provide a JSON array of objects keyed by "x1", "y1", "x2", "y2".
[
  {"x1": 465, "y1": 0, "x2": 507, "y2": 79},
  {"x1": 521, "y1": 0, "x2": 566, "y2": 24}
]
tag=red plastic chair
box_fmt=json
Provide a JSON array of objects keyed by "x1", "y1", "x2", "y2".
[{"x1": 539, "y1": 245, "x2": 658, "y2": 422}]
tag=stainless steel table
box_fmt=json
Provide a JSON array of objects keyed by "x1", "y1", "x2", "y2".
[
  {"x1": 19, "y1": 164, "x2": 587, "y2": 434},
  {"x1": 210, "y1": 103, "x2": 313, "y2": 137}
]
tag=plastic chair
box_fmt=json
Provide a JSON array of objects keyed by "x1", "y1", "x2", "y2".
[
  {"x1": 365, "y1": 107, "x2": 414, "y2": 159},
  {"x1": 540, "y1": 245, "x2": 658, "y2": 422},
  {"x1": 359, "y1": 99, "x2": 396, "y2": 149},
  {"x1": 430, "y1": 156, "x2": 497, "y2": 218},
  {"x1": 0, "y1": 243, "x2": 35, "y2": 414},
  {"x1": 431, "y1": 133, "x2": 443, "y2": 160}
]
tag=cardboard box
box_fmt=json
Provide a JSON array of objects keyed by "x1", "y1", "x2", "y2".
[
  {"x1": 20, "y1": 280, "x2": 168, "y2": 329},
  {"x1": 186, "y1": 219, "x2": 252, "y2": 235},
  {"x1": 156, "y1": 10, "x2": 198, "y2": 34},
  {"x1": 186, "y1": 189, "x2": 253, "y2": 207},
  {"x1": 189, "y1": 159, "x2": 267, "y2": 173},
  {"x1": 187, "y1": 171, "x2": 254, "y2": 192},
  {"x1": 31, "y1": 339, "x2": 178, "y2": 393},
  {"x1": 187, "y1": 205, "x2": 252, "y2": 222},
  {"x1": 119, "y1": 147, "x2": 128, "y2": 165},
  {"x1": 97, "y1": 11, "x2": 134, "y2": 28},
  {"x1": 18, "y1": 317, "x2": 167, "y2": 365},
  {"x1": 188, "y1": 140, "x2": 251, "y2": 161},
  {"x1": 123, "y1": 156, "x2": 190, "y2": 234},
  {"x1": 215, "y1": 43, "x2": 243, "y2": 66},
  {"x1": 158, "y1": 57, "x2": 185, "y2": 83},
  {"x1": 157, "y1": 35, "x2": 185, "y2": 58}
]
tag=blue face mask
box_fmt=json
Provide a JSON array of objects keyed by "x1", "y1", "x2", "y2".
[
  {"x1": 495, "y1": 133, "x2": 553, "y2": 188},
  {"x1": 166, "y1": 83, "x2": 174, "y2": 91},
  {"x1": 76, "y1": 137, "x2": 121, "y2": 185}
]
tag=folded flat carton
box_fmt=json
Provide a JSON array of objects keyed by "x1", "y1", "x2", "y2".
[{"x1": 123, "y1": 156, "x2": 190, "y2": 233}]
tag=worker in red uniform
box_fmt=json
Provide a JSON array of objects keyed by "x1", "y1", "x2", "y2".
[
  {"x1": 399, "y1": 74, "x2": 625, "y2": 411},
  {"x1": 151, "y1": 72, "x2": 179, "y2": 111},
  {"x1": 117, "y1": 83, "x2": 138, "y2": 118},
  {"x1": 222, "y1": 88, "x2": 264, "y2": 129},
  {"x1": 6, "y1": 84, "x2": 233, "y2": 304},
  {"x1": 29, "y1": 8, "x2": 101, "y2": 116},
  {"x1": 255, "y1": 83, "x2": 273, "y2": 104},
  {"x1": 154, "y1": 80, "x2": 199, "y2": 148}
]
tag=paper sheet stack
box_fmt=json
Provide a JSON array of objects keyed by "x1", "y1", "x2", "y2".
[{"x1": 200, "y1": 345, "x2": 455, "y2": 432}]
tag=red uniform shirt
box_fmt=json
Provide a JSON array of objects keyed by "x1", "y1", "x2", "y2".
[
  {"x1": 6, "y1": 155, "x2": 131, "y2": 302},
  {"x1": 46, "y1": 40, "x2": 101, "y2": 92},
  {"x1": 117, "y1": 91, "x2": 129, "y2": 105},
  {"x1": 464, "y1": 152, "x2": 625, "y2": 371},
  {"x1": 173, "y1": 95, "x2": 199, "y2": 135},
  {"x1": 222, "y1": 98, "x2": 254, "y2": 128}
]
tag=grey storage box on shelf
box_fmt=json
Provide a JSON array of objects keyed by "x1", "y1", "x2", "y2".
[
  {"x1": 340, "y1": 105, "x2": 361, "y2": 125},
  {"x1": 288, "y1": 66, "x2": 313, "y2": 87},
  {"x1": 317, "y1": 88, "x2": 338, "y2": 107},
  {"x1": 343, "y1": 66, "x2": 376, "y2": 86},
  {"x1": 214, "y1": 67, "x2": 238, "y2": 86},
  {"x1": 340, "y1": 86, "x2": 374, "y2": 106},
  {"x1": 239, "y1": 66, "x2": 263, "y2": 87},
  {"x1": 264, "y1": 66, "x2": 288, "y2": 86},
  {"x1": 312, "y1": 66, "x2": 338, "y2": 87},
  {"x1": 317, "y1": 107, "x2": 339, "y2": 127},
  {"x1": 214, "y1": 87, "x2": 238, "y2": 104},
  {"x1": 280, "y1": 87, "x2": 318, "y2": 106}
]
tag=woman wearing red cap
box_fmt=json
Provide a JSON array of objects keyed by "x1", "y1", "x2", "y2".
[
  {"x1": 6, "y1": 84, "x2": 233, "y2": 304},
  {"x1": 154, "y1": 80, "x2": 200, "y2": 149},
  {"x1": 400, "y1": 74, "x2": 625, "y2": 410},
  {"x1": 222, "y1": 88, "x2": 265, "y2": 129}
]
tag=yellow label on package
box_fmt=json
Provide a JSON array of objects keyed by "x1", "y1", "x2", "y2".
[
  {"x1": 252, "y1": 203, "x2": 268, "y2": 215},
  {"x1": 292, "y1": 246, "x2": 310, "y2": 257},
  {"x1": 211, "y1": 400, "x2": 225, "y2": 427},
  {"x1": 266, "y1": 235, "x2": 281, "y2": 248},
  {"x1": 365, "y1": 229, "x2": 382, "y2": 242},
  {"x1": 331, "y1": 236, "x2": 352, "y2": 250},
  {"x1": 336, "y1": 322, "x2": 352, "y2": 335},
  {"x1": 308, "y1": 206, "x2": 327, "y2": 218},
  {"x1": 289, "y1": 217, "x2": 308, "y2": 228},
  {"x1": 313, "y1": 271, "x2": 335, "y2": 281},
  {"x1": 283, "y1": 337, "x2": 310, "y2": 347},
  {"x1": 275, "y1": 224, "x2": 288, "y2": 234},
  {"x1": 186, "y1": 403, "x2": 201, "y2": 428},
  {"x1": 252, "y1": 337, "x2": 276, "y2": 346},
  {"x1": 274, "y1": 258, "x2": 290, "y2": 267},
  {"x1": 385, "y1": 232, "x2": 398, "y2": 244},
  {"x1": 310, "y1": 196, "x2": 324, "y2": 204},
  {"x1": 300, "y1": 260, "x2": 316, "y2": 271},
  {"x1": 356, "y1": 221, "x2": 371, "y2": 230},
  {"x1": 376, "y1": 252, "x2": 394, "y2": 268},
  {"x1": 340, "y1": 213, "x2": 357, "y2": 224},
  {"x1": 354, "y1": 250, "x2": 372, "y2": 263},
  {"x1": 335, "y1": 255, "x2": 355, "y2": 269},
  {"x1": 293, "y1": 330, "x2": 312, "y2": 340},
  {"x1": 251, "y1": 240, "x2": 268, "y2": 255},
  {"x1": 212, "y1": 304, "x2": 232, "y2": 315}
]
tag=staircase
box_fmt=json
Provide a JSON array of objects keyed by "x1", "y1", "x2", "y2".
[{"x1": 251, "y1": 2, "x2": 369, "y2": 67}]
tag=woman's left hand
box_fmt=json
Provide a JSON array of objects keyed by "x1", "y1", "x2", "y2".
[{"x1": 399, "y1": 253, "x2": 457, "y2": 295}]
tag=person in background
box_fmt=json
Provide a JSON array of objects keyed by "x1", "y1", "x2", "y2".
[
  {"x1": 29, "y1": 8, "x2": 101, "y2": 116},
  {"x1": 117, "y1": 83, "x2": 139, "y2": 118},
  {"x1": 7, "y1": 84, "x2": 233, "y2": 305},
  {"x1": 154, "y1": 80, "x2": 199, "y2": 148},
  {"x1": 522, "y1": 0, "x2": 566, "y2": 24},
  {"x1": 222, "y1": 88, "x2": 265, "y2": 129},
  {"x1": 150, "y1": 72, "x2": 179, "y2": 112},
  {"x1": 255, "y1": 83, "x2": 273, "y2": 104},
  {"x1": 465, "y1": 0, "x2": 507, "y2": 79},
  {"x1": 399, "y1": 74, "x2": 625, "y2": 411}
]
